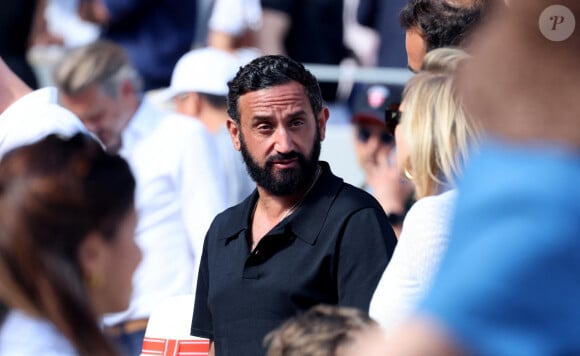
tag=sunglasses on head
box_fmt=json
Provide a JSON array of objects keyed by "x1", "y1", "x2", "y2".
[
  {"x1": 356, "y1": 127, "x2": 394, "y2": 145},
  {"x1": 385, "y1": 106, "x2": 402, "y2": 136}
]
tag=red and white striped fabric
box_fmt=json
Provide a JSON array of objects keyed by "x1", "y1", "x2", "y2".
[{"x1": 141, "y1": 337, "x2": 209, "y2": 356}]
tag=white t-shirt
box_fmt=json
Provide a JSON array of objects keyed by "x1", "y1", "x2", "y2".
[
  {"x1": 369, "y1": 189, "x2": 457, "y2": 333},
  {"x1": 104, "y1": 112, "x2": 228, "y2": 326},
  {"x1": 0, "y1": 87, "x2": 88, "y2": 159}
]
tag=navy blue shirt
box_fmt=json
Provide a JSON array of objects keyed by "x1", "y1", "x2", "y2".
[
  {"x1": 357, "y1": 0, "x2": 408, "y2": 68},
  {"x1": 102, "y1": 0, "x2": 196, "y2": 90},
  {"x1": 191, "y1": 162, "x2": 397, "y2": 356}
]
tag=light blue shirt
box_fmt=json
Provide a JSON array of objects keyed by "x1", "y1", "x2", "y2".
[{"x1": 420, "y1": 140, "x2": 580, "y2": 355}]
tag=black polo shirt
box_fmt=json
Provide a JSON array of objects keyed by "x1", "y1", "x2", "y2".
[{"x1": 191, "y1": 162, "x2": 397, "y2": 356}]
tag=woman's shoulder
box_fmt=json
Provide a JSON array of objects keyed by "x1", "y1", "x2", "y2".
[
  {"x1": 0, "y1": 310, "x2": 77, "y2": 356},
  {"x1": 408, "y1": 190, "x2": 457, "y2": 219}
]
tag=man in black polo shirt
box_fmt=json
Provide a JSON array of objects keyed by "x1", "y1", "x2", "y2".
[{"x1": 191, "y1": 55, "x2": 397, "y2": 356}]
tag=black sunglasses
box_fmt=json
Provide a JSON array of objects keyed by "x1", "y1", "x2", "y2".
[
  {"x1": 385, "y1": 107, "x2": 402, "y2": 136},
  {"x1": 357, "y1": 127, "x2": 394, "y2": 145}
]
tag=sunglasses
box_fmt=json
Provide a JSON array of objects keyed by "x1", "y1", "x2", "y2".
[
  {"x1": 356, "y1": 127, "x2": 394, "y2": 145},
  {"x1": 385, "y1": 107, "x2": 402, "y2": 136}
]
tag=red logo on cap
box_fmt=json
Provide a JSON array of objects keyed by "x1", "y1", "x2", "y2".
[{"x1": 367, "y1": 85, "x2": 390, "y2": 108}]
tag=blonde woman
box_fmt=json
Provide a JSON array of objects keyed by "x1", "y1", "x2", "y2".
[{"x1": 369, "y1": 48, "x2": 480, "y2": 334}]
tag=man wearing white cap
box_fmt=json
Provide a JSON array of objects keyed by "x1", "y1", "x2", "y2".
[{"x1": 163, "y1": 47, "x2": 254, "y2": 206}]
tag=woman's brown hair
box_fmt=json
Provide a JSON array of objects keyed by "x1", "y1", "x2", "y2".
[{"x1": 0, "y1": 133, "x2": 135, "y2": 355}]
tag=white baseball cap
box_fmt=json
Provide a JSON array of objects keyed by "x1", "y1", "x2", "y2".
[{"x1": 158, "y1": 47, "x2": 241, "y2": 102}]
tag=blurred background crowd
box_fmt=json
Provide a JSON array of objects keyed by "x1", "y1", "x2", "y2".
[{"x1": 1, "y1": 0, "x2": 579, "y2": 355}]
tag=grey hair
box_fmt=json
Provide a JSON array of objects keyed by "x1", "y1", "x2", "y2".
[{"x1": 54, "y1": 40, "x2": 142, "y2": 97}]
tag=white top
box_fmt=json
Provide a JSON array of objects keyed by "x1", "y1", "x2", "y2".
[
  {"x1": 215, "y1": 125, "x2": 254, "y2": 206},
  {"x1": 369, "y1": 189, "x2": 457, "y2": 334},
  {"x1": 0, "y1": 87, "x2": 88, "y2": 159},
  {"x1": 104, "y1": 112, "x2": 228, "y2": 325},
  {"x1": 118, "y1": 98, "x2": 165, "y2": 159},
  {"x1": 0, "y1": 310, "x2": 77, "y2": 355},
  {"x1": 208, "y1": 0, "x2": 262, "y2": 35}
]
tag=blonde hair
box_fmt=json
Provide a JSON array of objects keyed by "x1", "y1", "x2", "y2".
[
  {"x1": 401, "y1": 70, "x2": 480, "y2": 199},
  {"x1": 264, "y1": 304, "x2": 377, "y2": 356},
  {"x1": 421, "y1": 47, "x2": 471, "y2": 73}
]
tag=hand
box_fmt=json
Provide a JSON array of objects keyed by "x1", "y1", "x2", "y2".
[
  {"x1": 367, "y1": 145, "x2": 414, "y2": 216},
  {"x1": 78, "y1": 0, "x2": 110, "y2": 24}
]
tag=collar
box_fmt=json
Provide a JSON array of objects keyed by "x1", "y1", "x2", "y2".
[
  {"x1": 120, "y1": 97, "x2": 164, "y2": 155},
  {"x1": 219, "y1": 161, "x2": 343, "y2": 246}
]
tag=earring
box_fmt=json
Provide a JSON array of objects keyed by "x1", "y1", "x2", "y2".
[
  {"x1": 403, "y1": 160, "x2": 414, "y2": 180},
  {"x1": 86, "y1": 272, "x2": 104, "y2": 290}
]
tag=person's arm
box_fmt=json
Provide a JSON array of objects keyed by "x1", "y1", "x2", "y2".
[
  {"x1": 191, "y1": 226, "x2": 215, "y2": 341},
  {"x1": 337, "y1": 207, "x2": 397, "y2": 310},
  {"x1": 256, "y1": 9, "x2": 290, "y2": 55},
  {"x1": 78, "y1": 0, "x2": 110, "y2": 24},
  {"x1": 385, "y1": 318, "x2": 464, "y2": 356},
  {"x1": 29, "y1": 0, "x2": 64, "y2": 47},
  {"x1": 0, "y1": 59, "x2": 32, "y2": 114},
  {"x1": 365, "y1": 145, "x2": 414, "y2": 237},
  {"x1": 208, "y1": 341, "x2": 215, "y2": 356}
]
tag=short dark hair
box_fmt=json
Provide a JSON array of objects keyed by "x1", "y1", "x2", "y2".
[
  {"x1": 400, "y1": 0, "x2": 489, "y2": 51},
  {"x1": 227, "y1": 55, "x2": 323, "y2": 123}
]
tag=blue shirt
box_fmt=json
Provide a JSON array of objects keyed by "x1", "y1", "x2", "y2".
[{"x1": 420, "y1": 140, "x2": 580, "y2": 355}]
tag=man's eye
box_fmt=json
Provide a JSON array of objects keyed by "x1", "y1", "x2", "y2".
[
  {"x1": 290, "y1": 119, "x2": 305, "y2": 127},
  {"x1": 257, "y1": 124, "x2": 273, "y2": 131}
]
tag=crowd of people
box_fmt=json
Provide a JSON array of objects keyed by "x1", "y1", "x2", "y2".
[{"x1": 0, "y1": 0, "x2": 579, "y2": 355}]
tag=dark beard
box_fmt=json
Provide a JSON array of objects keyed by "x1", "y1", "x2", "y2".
[{"x1": 239, "y1": 129, "x2": 321, "y2": 196}]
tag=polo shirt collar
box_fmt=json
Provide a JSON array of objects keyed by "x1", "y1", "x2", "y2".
[
  {"x1": 219, "y1": 191, "x2": 258, "y2": 243},
  {"x1": 219, "y1": 161, "x2": 342, "y2": 246},
  {"x1": 285, "y1": 161, "x2": 342, "y2": 245}
]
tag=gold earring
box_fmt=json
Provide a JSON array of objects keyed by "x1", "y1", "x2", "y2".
[
  {"x1": 86, "y1": 272, "x2": 104, "y2": 290},
  {"x1": 403, "y1": 160, "x2": 413, "y2": 180}
]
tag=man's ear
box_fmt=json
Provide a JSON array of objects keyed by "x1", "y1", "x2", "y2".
[
  {"x1": 317, "y1": 107, "x2": 330, "y2": 141},
  {"x1": 227, "y1": 118, "x2": 241, "y2": 151}
]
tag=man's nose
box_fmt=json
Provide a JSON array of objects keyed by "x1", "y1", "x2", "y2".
[{"x1": 274, "y1": 126, "x2": 294, "y2": 153}]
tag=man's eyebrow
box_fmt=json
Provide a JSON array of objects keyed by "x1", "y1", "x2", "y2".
[{"x1": 288, "y1": 109, "x2": 309, "y2": 118}]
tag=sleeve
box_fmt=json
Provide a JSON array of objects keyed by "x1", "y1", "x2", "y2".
[
  {"x1": 419, "y1": 143, "x2": 580, "y2": 355},
  {"x1": 369, "y1": 194, "x2": 453, "y2": 332},
  {"x1": 191, "y1": 233, "x2": 214, "y2": 339},
  {"x1": 337, "y1": 207, "x2": 397, "y2": 311}
]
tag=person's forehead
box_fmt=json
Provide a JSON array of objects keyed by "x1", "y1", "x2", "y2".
[{"x1": 239, "y1": 82, "x2": 311, "y2": 113}]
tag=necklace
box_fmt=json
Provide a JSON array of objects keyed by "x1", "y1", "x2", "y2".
[
  {"x1": 250, "y1": 165, "x2": 322, "y2": 250},
  {"x1": 279, "y1": 165, "x2": 322, "y2": 221}
]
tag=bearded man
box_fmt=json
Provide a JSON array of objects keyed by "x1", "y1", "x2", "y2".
[{"x1": 191, "y1": 55, "x2": 397, "y2": 356}]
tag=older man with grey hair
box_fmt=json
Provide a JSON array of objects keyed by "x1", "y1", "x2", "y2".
[{"x1": 55, "y1": 40, "x2": 228, "y2": 356}]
